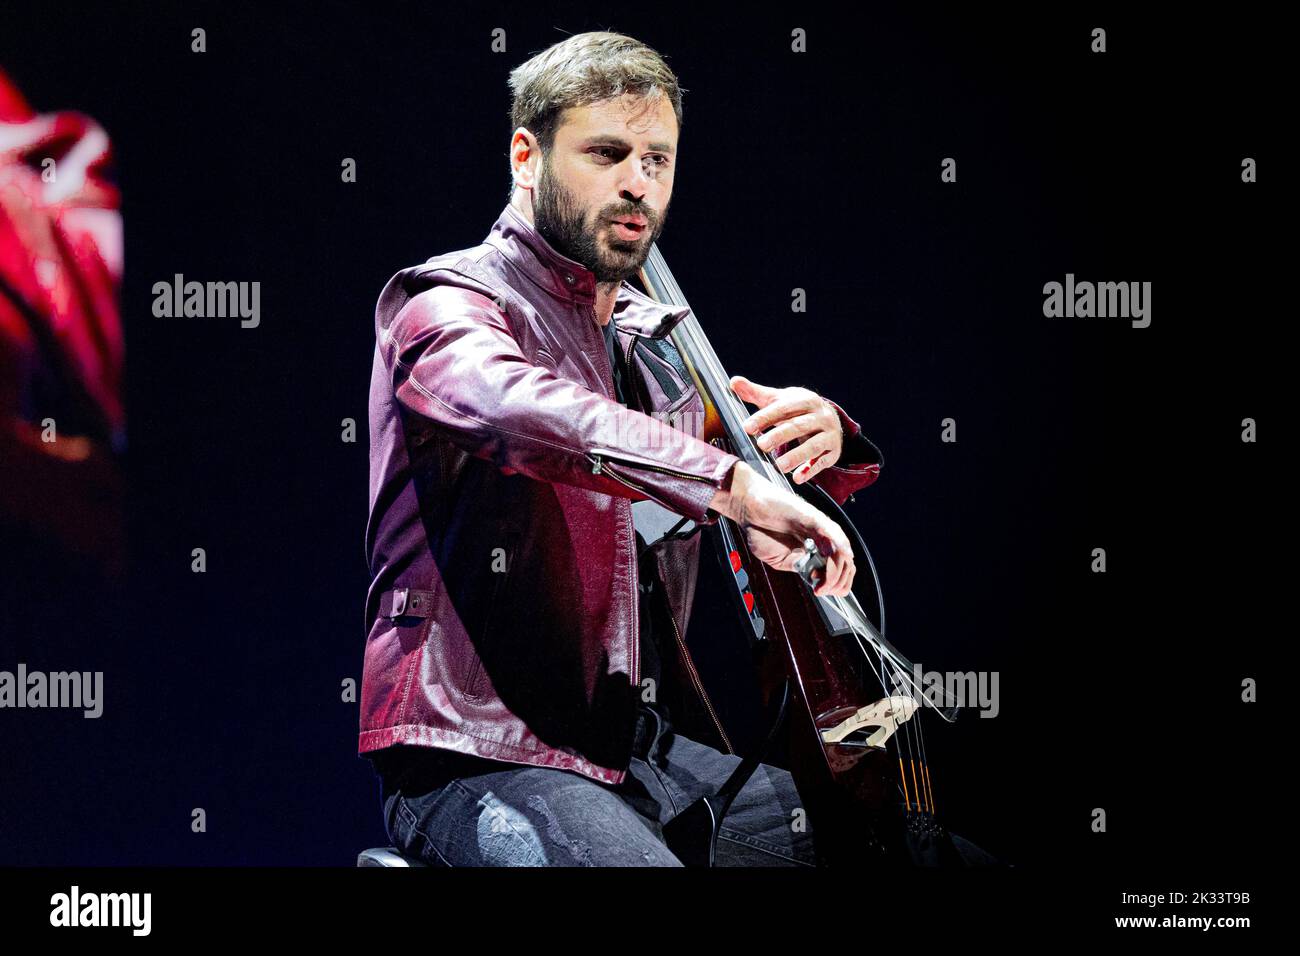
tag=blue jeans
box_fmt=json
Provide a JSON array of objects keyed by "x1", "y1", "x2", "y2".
[{"x1": 381, "y1": 704, "x2": 816, "y2": 867}]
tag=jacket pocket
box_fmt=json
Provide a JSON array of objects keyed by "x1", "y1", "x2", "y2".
[{"x1": 461, "y1": 530, "x2": 520, "y2": 702}]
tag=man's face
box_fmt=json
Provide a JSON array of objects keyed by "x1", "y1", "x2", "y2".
[{"x1": 531, "y1": 92, "x2": 677, "y2": 284}]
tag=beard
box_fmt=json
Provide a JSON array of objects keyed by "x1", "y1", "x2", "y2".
[{"x1": 532, "y1": 154, "x2": 668, "y2": 284}]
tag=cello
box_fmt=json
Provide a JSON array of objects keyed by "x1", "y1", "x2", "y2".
[{"x1": 637, "y1": 244, "x2": 963, "y2": 867}]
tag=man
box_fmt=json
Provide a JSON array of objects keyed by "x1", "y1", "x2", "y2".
[{"x1": 360, "y1": 31, "x2": 885, "y2": 866}]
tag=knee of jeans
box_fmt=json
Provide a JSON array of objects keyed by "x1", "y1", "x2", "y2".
[{"x1": 474, "y1": 789, "x2": 554, "y2": 866}]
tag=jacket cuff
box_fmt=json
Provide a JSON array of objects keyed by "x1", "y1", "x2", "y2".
[
  {"x1": 689, "y1": 453, "x2": 741, "y2": 526},
  {"x1": 811, "y1": 399, "x2": 883, "y2": 503}
]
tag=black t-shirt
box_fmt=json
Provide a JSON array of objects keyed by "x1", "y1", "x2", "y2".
[{"x1": 372, "y1": 319, "x2": 669, "y2": 792}]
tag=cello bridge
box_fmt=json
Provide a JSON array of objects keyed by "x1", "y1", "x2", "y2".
[{"x1": 819, "y1": 695, "x2": 918, "y2": 749}]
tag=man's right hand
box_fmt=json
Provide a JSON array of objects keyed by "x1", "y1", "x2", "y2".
[{"x1": 708, "y1": 461, "x2": 856, "y2": 598}]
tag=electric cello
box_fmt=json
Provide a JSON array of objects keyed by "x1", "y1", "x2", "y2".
[{"x1": 637, "y1": 245, "x2": 963, "y2": 867}]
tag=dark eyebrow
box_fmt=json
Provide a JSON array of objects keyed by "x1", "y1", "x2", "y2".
[{"x1": 581, "y1": 135, "x2": 675, "y2": 155}]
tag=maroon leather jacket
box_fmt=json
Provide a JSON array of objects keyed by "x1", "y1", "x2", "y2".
[{"x1": 361, "y1": 203, "x2": 883, "y2": 784}]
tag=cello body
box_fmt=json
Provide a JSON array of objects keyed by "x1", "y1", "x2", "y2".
[{"x1": 639, "y1": 246, "x2": 954, "y2": 866}]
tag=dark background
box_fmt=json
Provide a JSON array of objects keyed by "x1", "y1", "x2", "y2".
[{"x1": 0, "y1": 2, "x2": 1277, "y2": 872}]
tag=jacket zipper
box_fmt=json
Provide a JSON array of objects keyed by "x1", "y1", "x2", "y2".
[
  {"x1": 589, "y1": 451, "x2": 716, "y2": 484},
  {"x1": 623, "y1": 333, "x2": 637, "y2": 396},
  {"x1": 590, "y1": 307, "x2": 642, "y2": 710},
  {"x1": 598, "y1": 310, "x2": 728, "y2": 753},
  {"x1": 665, "y1": 598, "x2": 734, "y2": 754}
]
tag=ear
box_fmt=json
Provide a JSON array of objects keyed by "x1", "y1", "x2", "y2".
[{"x1": 510, "y1": 128, "x2": 540, "y2": 190}]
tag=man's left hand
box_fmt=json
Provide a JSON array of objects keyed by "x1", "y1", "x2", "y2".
[{"x1": 731, "y1": 375, "x2": 844, "y2": 484}]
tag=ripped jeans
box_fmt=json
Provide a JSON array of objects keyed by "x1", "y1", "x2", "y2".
[{"x1": 379, "y1": 704, "x2": 815, "y2": 867}]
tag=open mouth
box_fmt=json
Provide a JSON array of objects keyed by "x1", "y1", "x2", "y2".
[{"x1": 609, "y1": 218, "x2": 647, "y2": 240}]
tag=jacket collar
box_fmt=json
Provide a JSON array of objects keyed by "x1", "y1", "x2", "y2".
[{"x1": 485, "y1": 203, "x2": 690, "y2": 340}]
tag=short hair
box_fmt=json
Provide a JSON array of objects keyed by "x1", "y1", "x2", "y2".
[{"x1": 508, "y1": 31, "x2": 684, "y2": 157}]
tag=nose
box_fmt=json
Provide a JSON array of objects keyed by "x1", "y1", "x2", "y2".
[{"x1": 618, "y1": 157, "x2": 651, "y2": 203}]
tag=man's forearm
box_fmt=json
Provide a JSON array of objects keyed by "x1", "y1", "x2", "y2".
[
  {"x1": 707, "y1": 459, "x2": 750, "y2": 522},
  {"x1": 381, "y1": 282, "x2": 740, "y2": 523}
]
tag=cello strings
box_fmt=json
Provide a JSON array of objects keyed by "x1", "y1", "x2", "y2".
[
  {"x1": 830, "y1": 592, "x2": 959, "y2": 718},
  {"x1": 857, "y1": 628, "x2": 929, "y2": 819},
  {"x1": 829, "y1": 591, "x2": 946, "y2": 817},
  {"x1": 859, "y1": 630, "x2": 916, "y2": 813}
]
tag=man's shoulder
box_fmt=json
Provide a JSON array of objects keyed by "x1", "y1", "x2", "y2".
[
  {"x1": 375, "y1": 240, "x2": 508, "y2": 325},
  {"x1": 394, "y1": 238, "x2": 503, "y2": 294}
]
